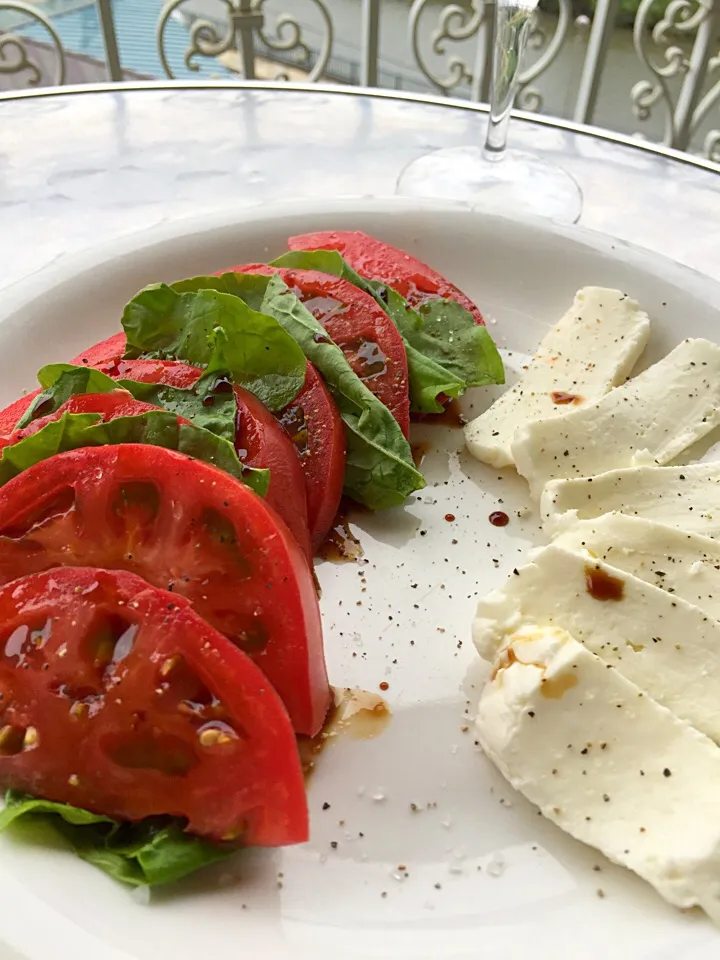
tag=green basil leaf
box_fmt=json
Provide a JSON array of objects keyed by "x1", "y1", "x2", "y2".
[
  {"x1": 31, "y1": 363, "x2": 238, "y2": 445},
  {"x1": 0, "y1": 791, "x2": 235, "y2": 887},
  {"x1": 0, "y1": 410, "x2": 269, "y2": 497},
  {"x1": 121, "y1": 285, "x2": 305, "y2": 411},
  {"x1": 271, "y1": 249, "x2": 504, "y2": 410},
  {"x1": 259, "y1": 274, "x2": 425, "y2": 509},
  {"x1": 168, "y1": 272, "x2": 425, "y2": 508}
]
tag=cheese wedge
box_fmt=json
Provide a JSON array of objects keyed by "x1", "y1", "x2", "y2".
[
  {"x1": 465, "y1": 287, "x2": 650, "y2": 468},
  {"x1": 476, "y1": 624, "x2": 720, "y2": 926},
  {"x1": 511, "y1": 338, "x2": 720, "y2": 499}
]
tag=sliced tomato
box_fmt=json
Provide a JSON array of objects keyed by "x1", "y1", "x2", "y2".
[
  {"x1": 0, "y1": 566, "x2": 307, "y2": 844},
  {"x1": 288, "y1": 230, "x2": 485, "y2": 325},
  {"x1": 0, "y1": 393, "x2": 39, "y2": 438},
  {"x1": 0, "y1": 445, "x2": 329, "y2": 736},
  {"x1": 228, "y1": 264, "x2": 410, "y2": 438},
  {"x1": 277, "y1": 363, "x2": 345, "y2": 552},
  {"x1": 0, "y1": 391, "x2": 181, "y2": 451},
  {"x1": 36, "y1": 351, "x2": 314, "y2": 564},
  {"x1": 71, "y1": 332, "x2": 127, "y2": 367}
]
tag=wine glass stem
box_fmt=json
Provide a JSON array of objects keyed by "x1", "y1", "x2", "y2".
[{"x1": 483, "y1": 1, "x2": 535, "y2": 163}]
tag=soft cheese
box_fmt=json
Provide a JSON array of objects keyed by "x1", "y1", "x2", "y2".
[
  {"x1": 472, "y1": 542, "x2": 720, "y2": 743},
  {"x1": 476, "y1": 624, "x2": 720, "y2": 925},
  {"x1": 553, "y1": 513, "x2": 720, "y2": 621},
  {"x1": 464, "y1": 287, "x2": 650, "y2": 468},
  {"x1": 511, "y1": 338, "x2": 720, "y2": 499},
  {"x1": 541, "y1": 462, "x2": 720, "y2": 538}
]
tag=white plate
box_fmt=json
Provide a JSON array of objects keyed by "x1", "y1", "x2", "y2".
[{"x1": 1, "y1": 199, "x2": 719, "y2": 960}]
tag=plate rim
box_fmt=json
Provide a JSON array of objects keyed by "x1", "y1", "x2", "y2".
[{"x1": 2, "y1": 196, "x2": 719, "y2": 324}]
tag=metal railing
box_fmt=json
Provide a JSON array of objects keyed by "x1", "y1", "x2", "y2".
[{"x1": 0, "y1": 0, "x2": 718, "y2": 161}]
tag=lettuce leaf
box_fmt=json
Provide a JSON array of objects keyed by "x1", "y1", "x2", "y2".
[
  {"x1": 23, "y1": 363, "x2": 237, "y2": 445},
  {"x1": 167, "y1": 273, "x2": 425, "y2": 509},
  {"x1": 0, "y1": 791, "x2": 235, "y2": 887},
  {"x1": 0, "y1": 409, "x2": 269, "y2": 496},
  {"x1": 271, "y1": 249, "x2": 504, "y2": 412},
  {"x1": 121, "y1": 286, "x2": 306, "y2": 411}
]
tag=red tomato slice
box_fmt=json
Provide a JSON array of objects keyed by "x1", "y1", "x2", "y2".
[
  {"x1": 0, "y1": 335, "x2": 130, "y2": 438},
  {"x1": 0, "y1": 566, "x2": 307, "y2": 844},
  {"x1": 276, "y1": 363, "x2": 345, "y2": 552},
  {"x1": 59, "y1": 350, "x2": 313, "y2": 564},
  {"x1": 0, "y1": 391, "x2": 180, "y2": 451},
  {"x1": 71, "y1": 332, "x2": 127, "y2": 367},
  {"x1": 0, "y1": 393, "x2": 39, "y2": 439},
  {"x1": 0, "y1": 445, "x2": 329, "y2": 736},
  {"x1": 228, "y1": 264, "x2": 410, "y2": 438},
  {"x1": 288, "y1": 230, "x2": 485, "y2": 325}
]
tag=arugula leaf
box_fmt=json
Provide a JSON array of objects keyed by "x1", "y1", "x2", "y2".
[
  {"x1": 166, "y1": 273, "x2": 425, "y2": 509},
  {"x1": 271, "y1": 249, "x2": 504, "y2": 412},
  {"x1": 0, "y1": 410, "x2": 269, "y2": 497},
  {"x1": 121, "y1": 286, "x2": 306, "y2": 411},
  {"x1": 260, "y1": 275, "x2": 425, "y2": 508},
  {"x1": 0, "y1": 791, "x2": 235, "y2": 887},
  {"x1": 25, "y1": 363, "x2": 237, "y2": 445}
]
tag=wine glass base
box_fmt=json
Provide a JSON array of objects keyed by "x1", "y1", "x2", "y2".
[{"x1": 397, "y1": 145, "x2": 583, "y2": 225}]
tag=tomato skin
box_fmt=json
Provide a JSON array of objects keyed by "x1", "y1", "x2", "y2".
[
  {"x1": 277, "y1": 363, "x2": 345, "y2": 552},
  {"x1": 288, "y1": 230, "x2": 485, "y2": 325},
  {"x1": 68, "y1": 353, "x2": 313, "y2": 564},
  {"x1": 0, "y1": 392, "x2": 182, "y2": 451},
  {"x1": 0, "y1": 334, "x2": 129, "y2": 438},
  {"x1": 230, "y1": 264, "x2": 410, "y2": 438},
  {"x1": 0, "y1": 566, "x2": 307, "y2": 845},
  {"x1": 0, "y1": 393, "x2": 39, "y2": 438},
  {"x1": 0, "y1": 445, "x2": 330, "y2": 736},
  {"x1": 71, "y1": 333, "x2": 127, "y2": 368}
]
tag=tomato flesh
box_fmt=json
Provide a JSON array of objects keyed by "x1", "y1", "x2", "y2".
[
  {"x1": 70, "y1": 353, "x2": 313, "y2": 564},
  {"x1": 0, "y1": 566, "x2": 307, "y2": 844},
  {"x1": 277, "y1": 363, "x2": 345, "y2": 552},
  {"x1": 0, "y1": 391, "x2": 181, "y2": 452},
  {"x1": 229, "y1": 264, "x2": 410, "y2": 438},
  {"x1": 0, "y1": 445, "x2": 330, "y2": 736},
  {"x1": 288, "y1": 230, "x2": 485, "y2": 325},
  {"x1": 71, "y1": 332, "x2": 127, "y2": 368},
  {"x1": 0, "y1": 335, "x2": 130, "y2": 438}
]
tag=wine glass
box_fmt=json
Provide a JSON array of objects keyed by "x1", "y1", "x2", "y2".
[{"x1": 397, "y1": 0, "x2": 583, "y2": 224}]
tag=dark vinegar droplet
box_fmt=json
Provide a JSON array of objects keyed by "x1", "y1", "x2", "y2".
[
  {"x1": 489, "y1": 511, "x2": 509, "y2": 527},
  {"x1": 210, "y1": 375, "x2": 234, "y2": 395},
  {"x1": 444, "y1": 513, "x2": 456, "y2": 522},
  {"x1": 202, "y1": 395, "x2": 215, "y2": 407}
]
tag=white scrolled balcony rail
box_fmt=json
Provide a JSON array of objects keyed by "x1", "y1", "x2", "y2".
[{"x1": 0, "y1": 0, "x2": 717, "y2": 160}]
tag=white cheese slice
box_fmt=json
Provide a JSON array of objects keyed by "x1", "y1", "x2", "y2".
[
  {"x1": 553, "y1": 513, "x2": 720, "y2": 621},
  {"x1": 511, "y1": 338, "x2": 720, "y2": 499},
  {"x1": 464, "y1": 287, "x2": 650, "y2": 468},
  {"x1": 476, "y1": 624, "x2": 720, "y2": 925},
  {"x1": 472, "y1": 542, "x2": 720, "y2": 743},
  {"x1": 542, "y1": 462, "x2": 720, "y2": 538}
]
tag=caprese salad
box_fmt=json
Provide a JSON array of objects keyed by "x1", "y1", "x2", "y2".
[
  {"x1": 466, "y1": 287, "x2": 720, "y2": 927},
  {"x1": 0, "y1": 231, "x2": 503, "y2": 887}
]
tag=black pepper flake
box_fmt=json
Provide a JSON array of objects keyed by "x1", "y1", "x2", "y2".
[
  {"x1": 663, "y1": 767, "x2": 672, "y2": 777},
  {"x1": 322, "y1": 802, "x2": 331, "y2": 810},
  {"x1": 330, "y1": 841, "x2": 338, "y2": 849},
  {"x1": 603, "y1": 794, "x2": 610, "y2": 802},
  {"x1": 528, "y1": 710, "x2": 535, "y2": 718}
]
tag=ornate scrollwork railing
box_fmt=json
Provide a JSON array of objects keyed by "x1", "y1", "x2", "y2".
[
  {"x1": 0, "y1": 1, "x2": 66, "y2": 88},
  {"x1": 157, "y1": 0, "x2": 333, "y2": 82},
  {"x1": 408, "y1": 0, "x2": 576, "y2": 109},
  {"x1": 632, "y1": 0, "x2": 719, "y2": 149},
  {"x1": 0, "y1": 0, "x2": 717, "y2": 161}
]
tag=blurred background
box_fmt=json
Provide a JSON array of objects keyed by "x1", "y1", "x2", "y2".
[{"x1": 0, "y1": 0, "x2": 718, "y2": 159}]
